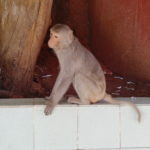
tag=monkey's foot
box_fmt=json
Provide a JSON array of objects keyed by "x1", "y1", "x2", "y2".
[
  {"x1": 44, "y1": 96, "x2": 51, "y2": 101},
  {"x1": 67, "y1": 97, "x2": 82, "y2": 105},
  {"x1": 44, "y1": 102, "x2": 55, "y2": 115}
]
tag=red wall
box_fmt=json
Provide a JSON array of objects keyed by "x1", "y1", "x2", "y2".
[
  {"x1": 89, "y1": 0, "x2": 150, "y2": 81},
  {"x1": 53, "y1": 0, "x2": 89, "y2": 46}
]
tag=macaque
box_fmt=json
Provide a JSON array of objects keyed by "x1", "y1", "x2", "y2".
[{"x1": 44, "y1": 24, "x2": 141, "y2": 122}]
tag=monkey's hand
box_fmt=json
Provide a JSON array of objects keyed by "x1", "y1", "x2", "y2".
[
  {"x1": 44, "y1": 96, "x2": 51, "y2": 101},
  {"x1": 44, "y1": 101, "x2": 55, "y2": 115}
]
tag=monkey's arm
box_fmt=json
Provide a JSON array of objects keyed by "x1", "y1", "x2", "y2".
[
  {"x1": 44, "y1": 69, "x2": 74, "y2": 115},
  {"x1": 50, "y1": 71, "x2": 73, "y2": 104}
]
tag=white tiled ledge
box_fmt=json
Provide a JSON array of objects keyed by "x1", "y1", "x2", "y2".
[{"x1": 0, "y1": 98, "x2": 150, "y2": 150}]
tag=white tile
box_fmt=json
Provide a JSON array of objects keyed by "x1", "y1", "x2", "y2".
[
  {"x1": 121, "y1": 148, "x2": 150, "y2": 150},
  {"x1": 121, "y1": 105, "x2": 150, "y2": 148},
  {"x1": 80, "y1": 149, "x2": 120, "y2": 150},
  {"x1": 0, "y1": 98, "x2": 34, "y2": 105},
  {"x1": 0, "y1": 107, "x2": 33, "y2": 150},
  {"x1": 33, "y1": 98, "x2": 45, "y2": 105},
  {"x1": 90, "y1": 149, "x2": 120, "y2": 150},
  {"x1": 116, "y1": 97, "x2": 150, "y2": 104},
  {"x1": 34, "y1": 105, "x2": 78, "y2": 150},
  {"x1": 78, "y1": 105, "x2": 120, "y2": 149}
]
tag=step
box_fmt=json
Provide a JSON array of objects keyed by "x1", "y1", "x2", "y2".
[{"x1": 0, "y1": 98, "x2": 150, "y2": 150}]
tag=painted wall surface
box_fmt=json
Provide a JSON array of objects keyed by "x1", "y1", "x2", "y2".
[{"x1": 89, "y1": 0, "x2": 150, "y2": 81}]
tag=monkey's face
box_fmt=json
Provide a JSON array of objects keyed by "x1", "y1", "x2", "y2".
[
  {"x1": 48, "y1": 27, "x2": 74, "y2": 50},
  {"x1": 48, "y1": 31, "x2": 60, "y2": 49}
]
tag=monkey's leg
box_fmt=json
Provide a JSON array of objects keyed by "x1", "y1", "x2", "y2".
[
  {"x1": 80, "y1": 99, "x2": 90, "y2": 104},
  {"x1": 73, "y1": 74, "x2": 104, "y2": 105},
  {"x1": 67, "y1": 96, "x2": 82, "y2": 104},
  {"x1": 67, "y1": 96, "x2": 90, "y2": 105},
  {"x1": 45, "y1": 96, "x2": 51, "y2": 100}
]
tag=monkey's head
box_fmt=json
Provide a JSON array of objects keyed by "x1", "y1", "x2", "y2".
[{"x1": 48, "y1": 24, "x2": 74, "y2": 50}]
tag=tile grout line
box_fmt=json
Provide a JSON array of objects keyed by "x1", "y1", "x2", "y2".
[
  {"x1": 32, "y1": 100, "x2": 35, "y2": 150},
  {"x1": 119, "y1": 105, "x2": 122, "y2": 149},
  {"x1": 121, "y1": 147, "x2": 150, "y2": 149},
  {"x1": 77, "y1": 106, "x2": 79, "y2": 150}
]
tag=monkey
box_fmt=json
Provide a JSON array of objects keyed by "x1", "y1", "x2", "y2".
[{"x1": 44, "y1": 24, "x2": 141, "y2": 122}]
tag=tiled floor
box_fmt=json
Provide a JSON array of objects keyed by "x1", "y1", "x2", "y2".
[{"x1": 0, "y1": 98, "x2": 150, "y2": 150}]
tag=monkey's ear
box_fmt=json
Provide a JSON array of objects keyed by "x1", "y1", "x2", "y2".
[
  {"x1": 69, "y1": 30, "x2": 73, "y2": 35},
  {"x1": 69, "y1": 30, "x2": 74, "y2": 41}
]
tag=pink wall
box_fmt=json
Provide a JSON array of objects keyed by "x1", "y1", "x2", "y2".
[{"x1": 89, "y1": 0, "x2": 150, "y2": 81}]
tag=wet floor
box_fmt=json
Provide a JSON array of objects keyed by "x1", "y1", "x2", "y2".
[
  {"x1": 34, "y1": 46, "x2": 150, "y2": 98},
  {"x1": 106, "y1": 74, "x2": 150, "y2": 97}
]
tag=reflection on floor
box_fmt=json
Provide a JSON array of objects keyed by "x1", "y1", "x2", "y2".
[{"x1": 34, "y1": 45, "x2": 150, "y2": 98}]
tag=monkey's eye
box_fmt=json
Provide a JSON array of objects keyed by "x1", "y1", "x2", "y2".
[{"x1": 54, "y1": 35, "x2": 58, "y2": 38}]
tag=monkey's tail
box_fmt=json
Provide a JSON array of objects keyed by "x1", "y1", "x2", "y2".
[{"x1": 103, "y1": 94, "x2": 141, "y2": 122}]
